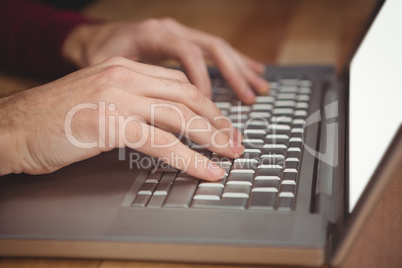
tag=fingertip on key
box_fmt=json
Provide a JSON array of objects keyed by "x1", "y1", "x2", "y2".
[{"x1": 207, "y1": 162, "x2": 226, "y2": 180}]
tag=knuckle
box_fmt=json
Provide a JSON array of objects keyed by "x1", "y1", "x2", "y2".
[
  {"x1": 103, "y1": 56, "x2": 128, "y2": 66},
  {"x1": 175, "y1": 102, "x2": 191, "y2": 119},
  {"x1": 154, "y1": 132, "x2": 176, "y2": 147},
  {"x1": 160, "y1": 17, "x2": 177, "y2": 25},
  {"x1": 172, "y1": 69, "x2": 189, "y2": 82},
  {"x1": 184, "y1": 84, "x2": 203, "y2": 102},
  {"x1": 98, "y1": 64, "x2": 130, "y2": 82},
  {"x1": 140, "y1": 18, "x2": 162, "y2": 30},
  {"x1": 213, "y1": 36, "x2": 228, "y2": 47}
]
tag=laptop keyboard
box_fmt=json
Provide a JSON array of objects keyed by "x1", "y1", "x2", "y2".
[{"x1": 132, "y1": 78, "x2": 312, "y2": 210}]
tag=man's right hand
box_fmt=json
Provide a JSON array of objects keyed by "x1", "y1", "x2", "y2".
[{"x1": 0, "y1": 57, "x2": 244, "y2": 179}]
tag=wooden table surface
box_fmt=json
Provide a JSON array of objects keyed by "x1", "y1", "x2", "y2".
[{"x1": 0, "y1": 0, "x2": 401, "y2": 267}]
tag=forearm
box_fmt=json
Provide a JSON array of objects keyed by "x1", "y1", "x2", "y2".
[
  {"x1": 0, "y1": 0, "x2": 90, "y2": 76},
  {"x1": 0, "y1": 95, "x2": 26, "y2": 175}
]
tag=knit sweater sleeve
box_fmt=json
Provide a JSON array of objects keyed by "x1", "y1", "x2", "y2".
[{"x1": 0, "y1": 0, "x2": 90, "y2": 76}]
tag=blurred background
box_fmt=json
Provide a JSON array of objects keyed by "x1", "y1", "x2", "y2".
[
  {"x1": 81, "y1": 0, "x2": 376, "y2": 70},
  {"x1": 0, "y1": 0, "x2": 376, "y2": 96}
]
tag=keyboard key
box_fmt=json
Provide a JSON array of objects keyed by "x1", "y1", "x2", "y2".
[
  {"x1": 285, "y1": 158, "x2": 300, "y2": 169},
  {"x1": 227, "y1": 172, "x2": 254, "y2": 185},
  {"x1": 215, "y1": 102, "x2": 231, "y2": 110},
  {"x1": 287, "y1": 147, "x2": 302, "y2": 159},
  {"x1": 294, "y1": 110, "x2": 307, "y2": 118},
  {"x1": 269, "y1": 82, "x2": 279, "y2": 90},
  {"x1": 251, "y1": 104, "x2": 274, "y2": 111},
  {"x1": 280, "y1": 184, "x2": 296, "y2": 194},
  {"x1": 273, "y1": 108, "x2": 294, "y2": 115},
  {"x1": 155, "y1": 166, "x2": 177, "y2": 173},
  {"x1": 193, "y1": 187, "x2": 222, "y2": 200},
  {"x1": 232, "y1": 158, "x2": 259, "y2": 171},
  {"x1": 275, "y1": 100, "x2": 296, "y2": 107},
  {"x1": 298, "y1": 95, "x2": 310, "y2": 102},
  {"x1": 239, "y1": 149, "x2": 261, "y2": 160},
  {"x1": 191, "y1": 198, "x2": 248, "y2": 209},
  {"x1": 283, "y1": 171, "x2": 297, "y2": 183},
  {"x1": 292, "y1": 119, "x2": 305, "y2": 127},
  {"x1": 277, "y1": 197, "x2": 294, "y2": 210},
  {"x1": 229, "y1": 114, "x2": 248, "y2": 121},
  {"x1": 291, "y1": 128, "x2": 304, "y2": 138},
  {"x1": 163, "y1": 179, "x2": 199, "y2": 208},
  {"x1": 268, "y1": 124, "x2": 291, "y2": 134},
  {"x1": 300, "y1": 80, "x2": 312, "y2": 87},
  {"x1": 280, "y1": 79, "x2": 299, "y2": 86},
  {"x1": 242, "y1": 138, "x2": 264, "y2": 149},
  {"x1": 249, "y1": 112, "x2": 271, "y2": 119},
  {"x1": 289, "y1": 137, "x2": 303, "y2": 148},
  {"x1": 279, "y1": 192, "x2": 295, "y2": 198},
  {"x1": 265, "y1": 134, "x2": 289, "y2": 145},
  {"x1": 138, "y1": 183, "x2": 157, "y2": 195},
  {"x1": 147, "y1": 195, "x2": 167, "y2": 208},
  {"x1": 276, "y1": 93, "x2": 297, "y2": 100},
  {"x1": 248, "y1": 192, "x2": 277, "y2": 210},
  {"x1": 132, "y1": 194, "x2": 151, "y2": 207},
  {"x1": 279, "y1": 86, "x2": 298, "y2": 93},
  {"x1": 252, "y1": 180, "x2": 280, "y2": 192},
  {"x1": 255, "y1": 96, "x2": 275, "y2": 103},
  {"x1": 246, "y1": 119, "x2": 269, "y2": 129},
  {"x1": 261, "y1": 146, "x2": 287, "y2": 156},
  {"x1": 243, "y1": 130, "x2": 266, "y2": 140},
  {"x1": 255, "y1": 165, "x2": 282, "y2": 180},
  {"x1": 222, "y1": 184, "x2": 251, "y2": 198},
  {"x1": 145, "y1": 171, "x2": 163, "y2": 183},
  {"x1": 230, "y1": 106, "x2": 251, "y2": 113},
  {"x1": 153, "y1": 182, "x2": 172, "y2": 196},
  {"x1": 211, "y1": 161, "x2": 232, "y2": 174},
  {"x1": 271, "y1": 116, "x2": 293, "y2": 124},
  {"x1": 260, "y1": 154, "x2": 285, "y2": 166},
  {"x1": 296, "y1": 102, "x2": 309, "y2": 109},
  {"x1": 198, "y1": 176, "x2": 227, "y2": 188},
  {"x1": 160, "y1": 172, "x2": 177, "y2": 183},
  {"x1": 300, "y1": 87, "x2": 311, "y2": 95}
]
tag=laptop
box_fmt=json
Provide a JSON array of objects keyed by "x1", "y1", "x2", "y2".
[{"x1": 0, "y1": 0, "x2": 401, "y2": 266}]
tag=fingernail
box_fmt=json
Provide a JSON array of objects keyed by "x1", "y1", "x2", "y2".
[
  {"x1": 257, "y1": 77, "x2": 270, "y2": 94},
  {"x1": 232, "y1": 128, "x2": 244, "y2": 143},
  {"x1": 229, "y1": 137, "x2": 245, "y2": 156},
  {"x1": 244, "y1": 87, "x2": 256, "y2": 103},
  {"x1": 207, "y1": 162, "x2": 226, "y2": 180}
]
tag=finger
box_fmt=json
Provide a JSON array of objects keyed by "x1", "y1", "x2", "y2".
[
  {"x1": 160, "y1": 37, "x2": 212, "y2": 98},
  {"x1": 174, "y1": 30, "x2": 257, "y2": 104},
  {"x1": 116, "y1": 94, "x2": 244, "y2": 158},
  {"x1": 228, "y1": 50, "x2": 270, "y2": 95},
  {"x1": 77, "y1": 56, "x2": 191, "y2": 84},
  {"x1": 124, "y1": 120, "x2": 226, "y2": 181},
  {"x1": 208, "y1": 43, "x2": 256, "y2": 104},
  {"x1": 99, "y1": 66, "x2": 241, "y2": 143},
  {"x1": 241, "y1": 54, "x2": 266, "y2": 74}
]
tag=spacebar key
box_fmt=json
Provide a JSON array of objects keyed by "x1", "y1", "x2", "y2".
[
  {"x1": 191, "y1": 198, "x2": 247, "y2": 209},
  {"x1": 163, "y1": 179, "x2": 199, "y2": 208}
]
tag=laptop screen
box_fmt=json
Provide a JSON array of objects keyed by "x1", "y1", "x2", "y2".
[{"x1": 349, "y1": 0, "x2": 402, "y2": 212}]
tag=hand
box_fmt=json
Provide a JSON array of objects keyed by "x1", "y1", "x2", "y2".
[
  {"x1": 62, "y1": 18, "x2": 270, "y2": 104},
  {"x1": 0, "y1": 57, "x2": 244, "y2": 179}
]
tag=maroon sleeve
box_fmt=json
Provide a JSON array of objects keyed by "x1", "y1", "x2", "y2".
[{"x1": 0, "y1": 0, "x2": 91, "y2": 76}]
